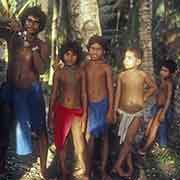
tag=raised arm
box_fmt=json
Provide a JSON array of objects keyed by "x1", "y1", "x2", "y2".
[
  {"x1": 114, "y1": 73, "x2": 122, "y2": 121},
  {"x1": 144, "y1": 72, "x2": 157, "y2": 102},
  {"x1": 105, "y1": 65, "x2": 114, "y2": 123},
  {"x1": 0, "y1": 17, "x2": 21, "y2": 41},
  {"x1": 0, "y1": 16, "x2": 11, "y2": 41}
]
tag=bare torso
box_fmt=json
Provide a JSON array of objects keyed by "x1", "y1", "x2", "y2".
[
  {"x1": 57, "y1": 67, "x2": 82, "y2": 108},
  {"x1": 7, "y1": 34, "x2": 44, "y2": 88},
  {"x1": 156, "y1": 80, "x2": 169, "y2": 106},
  {"x1": 119, "y1": 70, "x2": 145, "y2": 113},
  {"x1": 85, "y1": 62, "x2": 108, "y2": 102}
]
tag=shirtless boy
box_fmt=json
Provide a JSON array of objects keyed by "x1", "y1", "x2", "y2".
[
  {"x1": 0, "y1": 7, "x2": 48, "y2": 177},
  {"x1": 113, "y1": 48, "x2": 156, "y2": 177},
  {"x1": 48, "y1": 41, "x2": 89, "y2": 180},
  {"x1": 139, "y1": 60, "x2": 177, "y2": 153},
  {"x1": 84, "y1": 35, "x2": 113, "y2": 180}
]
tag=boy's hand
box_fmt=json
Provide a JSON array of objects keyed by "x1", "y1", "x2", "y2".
[
  {"x1": 52, "y1": 58, "x2": 64, "y2": 71},
  {"x1": 81, "y1": 113, "x2": 87, "y2": 133},
  {"x1": 8, "y1": 18, "x2": 22, "y2": 32},
  {"x1": 113, "y1": 111, "x2": 117, "y2": 124},
  {"x1": 159, "y1": 111, "x2": 166, "y2": 122},
  {"x1": 106, "y1": 110, "x2": 113, "y2": 124},
  {"x1": 48, "y1": 113, "x2": 54, "y2": 129}
]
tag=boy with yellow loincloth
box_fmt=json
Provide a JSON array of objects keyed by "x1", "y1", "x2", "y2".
[{"x1": 113, "y1": 48, "x2": 156, "y2": 178}]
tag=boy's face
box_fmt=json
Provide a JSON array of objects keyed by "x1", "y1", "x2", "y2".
[
  {"x1": 160, "y1": 66, "x2": 171, "y2": 78},
  {"x1": 89, "y1": 43, "x2": 104, "y2": 61},
  {"x1": 24, "y1": 15, "x2": 40, "y2": 34},
  {"x1": 123, "y1": 50, "x2": 140, "y2": 70},
  {"x1": 63, "y1": 50, "x2": 77, "y2": 66}
]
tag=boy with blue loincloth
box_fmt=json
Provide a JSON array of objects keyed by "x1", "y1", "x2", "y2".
[
  {"x1": 113, "y1": 48, "x2": 156, "y2": 178},
  {"x1": 84, "y1": 35, "x2": 114, "y2": 180},
  {"x1": 139, "y1": 60, "x2": 177, "y2": 154},
  {"x1": 0, "y1": 7, "x2": 49, "y2": 178}
]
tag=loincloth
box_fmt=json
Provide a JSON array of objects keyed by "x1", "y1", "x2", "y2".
[
  {"x1": 118, "y1": 109, "x2": 144, "y2": 144},
  {"x1": 14, "y1": 82, "x2": 46, "y2": 155},
  {"x1": 88, "y1": 98, "x2": 108, "y2": 137},
  {"x1": 53, "y1": 102, "x2": 83, "y2": 151}
]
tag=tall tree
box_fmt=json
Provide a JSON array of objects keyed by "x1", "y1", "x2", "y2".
[
  {"x1": 139, "y1": 0, "x2": 154, "y2": 76},
  {"x1": 67, "y1": 0, "x2": 101, "y2": 48}
]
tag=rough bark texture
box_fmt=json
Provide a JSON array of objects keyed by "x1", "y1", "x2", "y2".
[
  {"x1": 139, "y1": 0, "x2": 154, "y2": 76},
  {"x1": 67, "y1": 0, "x2": 101, "y2": 46}
]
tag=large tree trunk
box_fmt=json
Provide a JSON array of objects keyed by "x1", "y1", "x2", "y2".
[
  {"x1": 67, "y1": 0, "x2": 101, "y2": 48},
  {"x1": 48, "y1": 0, "x2": 59, "y2": 85},
  {"x1": 139, "y1": 0, "x2": 154, "y2": 76}
]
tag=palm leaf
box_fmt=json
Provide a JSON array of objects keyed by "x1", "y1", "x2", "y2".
[
  {"x1": 1, "y1": 0, "x2": 10, "y2": 13},
  {"x1": 15, "y1": 0, "x2": 34, "y2": 18}
]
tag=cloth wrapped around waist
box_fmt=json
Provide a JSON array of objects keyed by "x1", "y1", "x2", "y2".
[
  {"x1": 118, "y1": 109, "x2": 144, "y2": 144},
  {"x1": 88, "y1": 98, "x2": 108, "y2": 137},
  {"x1": 53, "y1": 102, "x2": 83, "y2": 151}
]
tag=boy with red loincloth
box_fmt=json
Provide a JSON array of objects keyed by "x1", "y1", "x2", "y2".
[{"x1": 48, "y1": 40, "x2": 89, "y2": 180}]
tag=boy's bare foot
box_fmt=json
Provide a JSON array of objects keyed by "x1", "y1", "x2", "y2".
[
  {"x1": 62, "y1": 169, "x2": 70, "y2": 180},
  {"x1": 112, "y1": 166, "x2": 128, "y2": 177},
  {"x1": 138, "y1": 150, "x2": 146, "y2": 156}
]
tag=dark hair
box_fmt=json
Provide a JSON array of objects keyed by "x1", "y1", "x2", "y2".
[
  {"x1": 59, "y1": 40, "x2": 83, "y2": 64},
  {"x1": 19, "y1": 7, "x2": 46, "y2": 32},
  {"x1": 162, "y1": 60, "x2": 177, "y2": 73},
  {"x1": 87, "y1": 35, "x2": 108, "y2": 52},
  {"x1": 126, "y1": 47, "x2": 143, "y2": 59}
]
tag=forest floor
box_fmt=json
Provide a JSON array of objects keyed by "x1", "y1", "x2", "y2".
[{"x1": 1, "y1": 126, "x2": 180, "y2": 180}]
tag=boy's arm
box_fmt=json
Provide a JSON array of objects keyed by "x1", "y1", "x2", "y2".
[
  {"x1": 81, "y1": 69, "x2": 88, "y2": 132},
  {"x1": 0, "y1": 17, "x2": 21, "y2": 41},
  {"x1": 48, "y1": 70, "x2": 59, "y2": 128},
  {"x1": 161, "y1": 82, "x2": 173, "y2": 118},
  {"x1": 114, "y1": 73, "x2": 121, "y2": 122},
  {"x1": 144, "y1": 72, "x2": 157, "y2": 102},
  {"x1": 106, "y1": 65, "x2": 114, "y2": 123}
]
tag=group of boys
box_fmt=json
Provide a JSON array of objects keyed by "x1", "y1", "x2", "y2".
[{"x1": 0, "y1": 6, "x2": 177, "y2": 180}]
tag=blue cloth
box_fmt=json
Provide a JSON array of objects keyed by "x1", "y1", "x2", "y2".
[
  {"x1": 150, "y1": 104, "x2": 173, "y2": 146},
  {"x1": 13, "y1": 82, "x2": 46, "y2": 155},
  {"x1": 88, "y1": 98, "x2": 108, "y2": 137}
]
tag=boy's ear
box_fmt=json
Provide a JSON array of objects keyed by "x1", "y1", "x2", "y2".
[{"x1": 137, "y1": 58, "x2": 142, "y2": 65}]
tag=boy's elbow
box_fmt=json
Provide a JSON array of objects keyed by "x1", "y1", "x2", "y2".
[{"x1": 152, "y1": 84, "x2": 157, "y2": 93}]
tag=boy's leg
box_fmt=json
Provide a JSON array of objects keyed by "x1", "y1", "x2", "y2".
[
  {"x1": 158, "y1": 121, "x2": 168, "y2": 147},
  {"x1": 0, "y1": 147, "x2": 7, "y2": 174},
  {"x1": 126, "y1": 152, "x2": 133, "y2": 177},
  {"x1": 38, "y1": 130, "x2": 48, "y2": 177},
  {"x1": 140, "y1": 110, "x2": 162, "y2": 152},
  {"x1": 87, "y1": 134, "x2": 95, "y2": 177},
  {"x1": 58, "y1": 149, "x2": 69, "y2": 180},
  {"x1": 113, "y1": 117, "x2": 142, "y2": 176},
  {"x1": 101, "y1": 135, "x2": 109, "y2": 179},
  {"x1": 71, "y1": 118, "x2": 89, "y2": 179},
  {"x1": 145, "y1": 118, "x2": 154, "y2": 137}
]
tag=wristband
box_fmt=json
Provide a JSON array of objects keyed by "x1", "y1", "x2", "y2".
[{"x1": 32, "y1": 46, "x2": 39, "y2": 52}]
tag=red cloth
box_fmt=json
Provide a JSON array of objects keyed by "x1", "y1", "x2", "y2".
[{"x1": 53, "y1": 102, "x2": 83, "y2": 151}]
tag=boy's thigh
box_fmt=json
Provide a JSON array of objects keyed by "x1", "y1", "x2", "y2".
[
  {"x1": 71, "y1": 118, "x2": 85, "y2": 153},
  {"x1": 126, "y1": 117, "x2": 142, "y2": 142}
]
